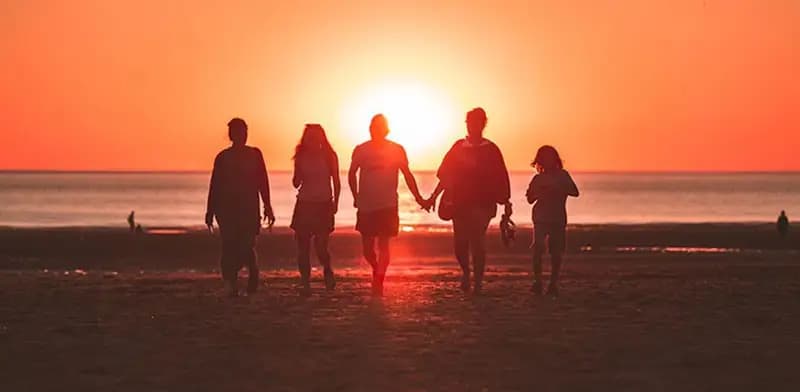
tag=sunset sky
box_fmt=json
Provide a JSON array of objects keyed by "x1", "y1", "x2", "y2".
[{"x1": 1, "y1": 0, "x2": 798, "y2": 172}]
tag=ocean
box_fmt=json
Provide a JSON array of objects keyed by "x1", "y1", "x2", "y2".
[{"x1": 0, "y1": 172, "x2": 797, "y2": 228}]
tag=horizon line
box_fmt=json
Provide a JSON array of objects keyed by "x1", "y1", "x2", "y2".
[{"x1": 2, "y1": 169, "x2": 799, "y2": 175}]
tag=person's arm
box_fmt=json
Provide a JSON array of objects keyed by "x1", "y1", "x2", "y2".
[
  {"x1": 494, "y1": 144, "x2": 513, "y2": 216},
  {"x1": 205, "y1": 154, "x2": 220, "y2": 229},
  {"x1": 256, "y1": 149, "x2": 275, "y2": 226},
  {"x1": 526, "y1": 176, "x2": 537, "y2": 204},
  {"x1": 292, "y1": 158, "x2": 302, "y2": 189},
  {"x1": 398, "y1": 146, "x2": 427, "y2": 209},
  {"x1": 565, "y1": 171, "x2": 579, "y2": 197},
  {"x1": 401, "y1": 165, "x2": 427, "y2": 209},
  {"x1": 331, "y1": 152, "x2": 341, "y2": 213},
  {"x1": 348, "y1": 148, "x2": 360, "y2": 208}
]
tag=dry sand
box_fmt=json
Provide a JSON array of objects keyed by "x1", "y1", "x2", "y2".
[{"x1": 1, "y1": 225, "x2": 799, "y2": 391}]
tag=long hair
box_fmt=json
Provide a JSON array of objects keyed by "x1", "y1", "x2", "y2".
[
  {"x1": 531, "y1": 145, "x2": 563, "y2": 173},
  {"x1": 293, "y1": 124, "x2": 336, "y2": 169}
]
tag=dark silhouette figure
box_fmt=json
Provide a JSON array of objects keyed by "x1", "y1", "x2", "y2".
[
  {"x1": 526, "y1": 145, "x2": 579, "y2": 297},
  {"x1": 205, "y1": 118, "x2": 275, "y2": 297},
  {"x1": 348, "y1": 114, "x2": 428, "y2": 296},
  {"x1": 777, "y1": 210, "x2": 789, "y2": 238},
  {"x1": 291, "y1": 124, "x2": 341, "y2": 296},
  {"x1": 428, "y1": 108, "x2": 512, "y2": 294},
  {"x1": 127, "y1": 211, "x2": 135, "y2": 232},
  {"x1": 135, "y1": 224, "x2": 144, "y2": 235}
]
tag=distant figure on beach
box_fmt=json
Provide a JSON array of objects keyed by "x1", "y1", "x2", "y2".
[
  {"x1": 127, "y1": 211, "x2": 135, "y2": 232},
  {"x1": 291, "y1": 124, "x2": 341, "y2": 296},
  {"x1": 777, "y1": 210, "x2": 789, "y2": 238},
  {"x1": 135, "y1": 224, "x2": 144, "y2": 235},
  {"x1": 348, "y1": 114, "x2": 428, "y2": 296},
  {"x1": 427, "y1": 108, "x2": 512, "y2": 294},
  {"x1": 205, "y1": 118, "x2": 275, "y2": 297},
  {"x1": 526, "y1": 145, "x2": 579, "y2": 296}
]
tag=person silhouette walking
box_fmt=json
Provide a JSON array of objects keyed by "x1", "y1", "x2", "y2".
[
  {"x1": 348, "y1": 114, "x2": 428, "y2": 296},
  {"x1": 206, "y1": 118, "x2": 275, "y2": 297},
  {"x1": 427, "y1": 108, "x2": 512, "y2": 294}
]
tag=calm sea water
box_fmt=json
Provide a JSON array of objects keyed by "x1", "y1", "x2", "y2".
[{"x1": 0, "y1": 172, "x2": 797, "y2": 228}]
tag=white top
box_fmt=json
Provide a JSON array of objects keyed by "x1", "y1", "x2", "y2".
[
  {"x1": 295, "y1": 152, "x2": 333, "y2": 202},
  {"x1": 350, "y1": 140, "x2": 408, "y2": 212}
]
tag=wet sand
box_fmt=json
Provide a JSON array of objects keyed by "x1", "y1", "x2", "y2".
[{"x1": 1, "y1": 225, "x2": 799, "y2": 390}]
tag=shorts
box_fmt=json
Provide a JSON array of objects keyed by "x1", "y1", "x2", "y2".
[
  {"x1": 356, "y1": 206, "x2": 399, "y2": 237},
  {"x1": 291, "y1": 200, "x2": 335, "y2": 235},
  {"x1": 533, "y1": 223, "x2": 566, "y2": 254},
  {"x1": 452, "y1": 206, "x2": 493, "y2": 239}
]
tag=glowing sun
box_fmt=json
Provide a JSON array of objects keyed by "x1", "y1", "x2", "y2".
[{"x1": 341, "y1": 80, "x2": 459, "y2": 163}]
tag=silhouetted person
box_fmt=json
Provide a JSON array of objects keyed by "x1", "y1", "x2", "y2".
[
  {"x1": 348, "y1": 114, "x2": 427, "y2": 296},
  {"x1": 526, "y1": 145, "x2": 579, "y2": 297},
  {"x1": 205, "y1": 118, "x2": 275, "y2": 297},
  {"x1": 291, "y1": 124, "x2": 341, "y2": 296},
  {"x1": 127, "y1": 211, "x2": 135, "y2": 232},
  {"x1": 777, "y1": 210, "x2": 789, "y2": 238},
  {"x1": 427, "y1": 108, "x2": 512, "y2": 294},
  {"x1": 135, "y1": 224, "x2": 144, "y2": 235}
]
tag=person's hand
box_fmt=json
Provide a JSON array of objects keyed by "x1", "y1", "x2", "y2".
[
  {"x1": 426, "y1": 196, "x2": 437, "y2": 212},
  {"x1": 503, "y1": 201, "x2": 513, "y2": 217},
  {"x1": 416, "y1": 196, "x2": 431, "y2": 212},
  {"x1": 205, "y1": 212, "x2": 214, "y2": 233},
  {"x1": 352, "y1": 194, "x2": 359, "y2": 209},
  {"x1": 263, "y1": 207, "x2": 276, "y2": 230},
  {"x1": 332, "y1": 200, "x2": 339, "y2": 215}
]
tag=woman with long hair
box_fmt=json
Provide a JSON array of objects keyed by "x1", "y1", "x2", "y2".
[
  {"x1": 291, "y1": 123, "x2": 340, "y2": 296},
  {"x1": 526, "y1": 145, "x2": 579, "y2": 296}
]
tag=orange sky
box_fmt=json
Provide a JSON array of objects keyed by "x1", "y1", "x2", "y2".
[{"x1": 1, "y1": 0, "x2": 798, "y2": 171}]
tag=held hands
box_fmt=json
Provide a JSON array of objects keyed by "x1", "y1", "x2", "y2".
[{"x1": 415, "y1": 195, "x2": 434, "y2": 212}]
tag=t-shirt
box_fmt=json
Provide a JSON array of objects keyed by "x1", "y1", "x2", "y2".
[
  {"x1": 350, "y1": 140, "x2": 408, "y2": 212},
  {"x1": 295, "y1": 152, "x2": 334, "y2": 202},
  {"x1": 526, "y1": 169, "x2": 578, "y2": 225},
  {"x1": 206, "y1": 145, "x2": 269, "y2": 233},
  {"x1": 436, "y1": 138, "x2": 511, "y2": 215}
]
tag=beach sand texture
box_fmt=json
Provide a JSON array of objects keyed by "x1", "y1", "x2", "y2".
[{"x1": 1, "y1": 225, "x2": 799, "y2": 391}]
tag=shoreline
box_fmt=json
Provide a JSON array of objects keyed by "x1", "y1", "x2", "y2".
[{"x1": 1, "y1": 223, "x2": 795, "y2": 271}]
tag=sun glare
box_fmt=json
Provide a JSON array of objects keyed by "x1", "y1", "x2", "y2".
[{"x1": 341, "y1": 80, "x2": 460, "y2": 165}]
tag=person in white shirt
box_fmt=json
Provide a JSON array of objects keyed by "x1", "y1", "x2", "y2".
[
  {"x1": 290, "y1": 124, "x2": 341, "y2": 296},
  {"x1": 348, "y1": 114, "x2": 428, "y2": 296}
]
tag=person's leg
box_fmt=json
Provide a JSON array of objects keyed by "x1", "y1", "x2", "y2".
[
  {"x1": 452, "y1": 217, "x2": 471, "y2": 291},
  {"x1": 314, "y1": 233, "x2": 335, "y2": 290},
  {"x1": 245, "y1": 236, "x2": 259, "y2": 294},
  {"x1": 296, "y1": 232, "x2": 312, "y2": 292},
  {"x1": 220, "y1": 233, "x2": 238, "y2": 296},
  {"x1": 532, "y1": 227, "x2": 546, "y2": 295},
  {"x1": 546, "y1": 225, "x2": 566, "y2": 296},
  {"x1": 470, "y1": 212, "x2": 491, "y2": 293},
  {"x1": 361, "y1": 235, "x2": 378, "y2": 270},
  {"x1": 375, "y1": 236, "x2": 391, "y2": 295}
]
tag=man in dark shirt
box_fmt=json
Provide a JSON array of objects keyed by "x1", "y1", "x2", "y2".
[{"x1": 206, "y1": 118, "x2": 275, "y2": 297}]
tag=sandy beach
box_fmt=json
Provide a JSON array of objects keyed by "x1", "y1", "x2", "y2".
[{"x1": 1, "y1": 224, "x2": 799, "y2": 391}]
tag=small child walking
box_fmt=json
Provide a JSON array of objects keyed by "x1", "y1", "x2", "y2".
[{"x1": 526, "y1": 145, "x2": 579, "y2": 296}]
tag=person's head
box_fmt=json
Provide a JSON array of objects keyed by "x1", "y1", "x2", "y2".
[
  {"x1": 227, "y1": 117, "x2": 248, "y2": 146},
  {"x1": 466, "y1": 107, "x2": 488, "y2": 138},
  {"x1": 781, "y1": 210, "x2": 786, "y2": 216},
  {"x1": 369, "y1": 114, "x2": 390, "y2": 140},
  {"x1": 532, "y1": 145, "x2": 563, "y2": 173},
  {"x1": 294, "y1": 123, "x2": 333, "y2": 160}
]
